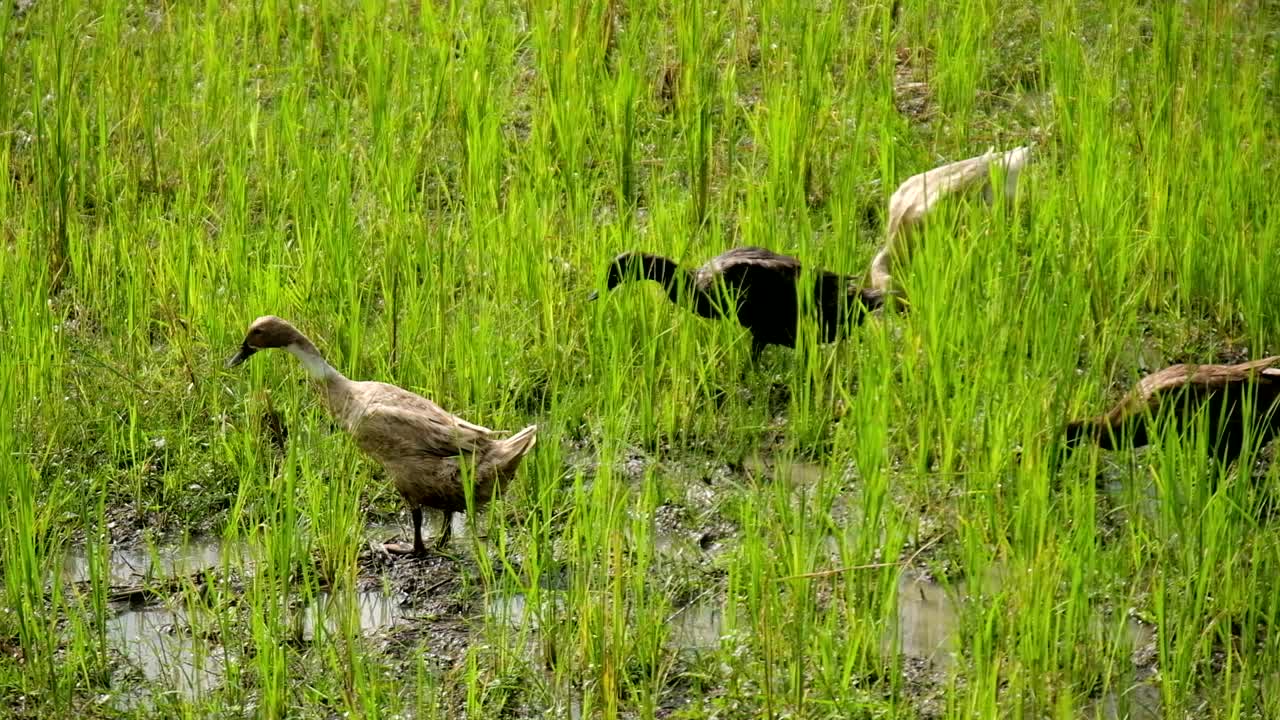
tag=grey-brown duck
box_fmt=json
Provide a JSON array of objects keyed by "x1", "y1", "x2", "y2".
[{"x1": 227, "y1": 316, "x2": 538, "y2": 555}]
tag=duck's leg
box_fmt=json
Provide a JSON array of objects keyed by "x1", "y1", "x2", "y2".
[
  {"x1": 383, "y1": 507, "x2": 426, "y2": 556},
  {"x1": 434, "y1": 510, "x2": 454, "y2": 550},
  {"x1": 411, "y1": 507, "x2": 428, "y2": 555}
]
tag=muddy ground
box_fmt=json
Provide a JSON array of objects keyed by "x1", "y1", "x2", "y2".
[{"x1": 53, "y1": 442, "x2": 1183, "y2": 719}]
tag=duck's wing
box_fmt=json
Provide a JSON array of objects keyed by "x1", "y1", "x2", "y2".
[
  {"x1": 1237, "y1": 356, "x2": 1280, "y2": 381},
  {"x1": 1114, "y1": 357, "x2": 1280, "y2": 417},
  {"x1": 1131, "y1": 365, "x2": 1197, "y2": 400},
  {"x1": 697, "y1": 248, "x2": 802, "y2": 305},
  {"x1": 1184, "y1": 356, "x2": 1280, "y2": 389},
  {"x1": 347, "y1": 382, "x2": 495, "y2": 459},
  {"x1": 1090, "y1": 365, "x2": 1193, "y2": 424},
  {"x1": 704, "y1": 248, "x2": 802, "y2": 280}
]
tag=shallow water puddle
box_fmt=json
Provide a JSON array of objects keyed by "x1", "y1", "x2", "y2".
[
  {"x1": 893, "y1": 572, "x2": 962, "y2": 665},
  {"x1": 104, "y1": 602, "x2": 226, "y2": 706},
  {"x1": 667, "y1": 600, "x2": 724, "y2": 649},
  {"x1": 485, "y1": 592, "x2": 724, "y2": 651},
  {"x1": 890, "y1": 570, "x2": 1154, "y2": 664},
  {"x1": 650, "y1": 525, "x2": 730, "y2": 562},
  {"x1": 60, "y1": 532, "x2": 417, "y2": 707},
  {"x1": 60, "y1": 539, "x2": 240, "y2": 705},
  {"x1": 1088, "y1": 680, "x2": 1162, "y2": 720},
  {"x1": 63, "y1": 537, "x2": 240, "y2": 586},
  {"x1": 487, "y1": 592, "x2": 570, "y2": 632},
  {"x1": 301, "y1": 588, "x2": 406, "y2": 642},
  {"x1": 487, "y1": 593, "x2": 533, "y2": 629},
  {"x1": 892, "y1": 569, "x2": 1162, "y2": 716},
  {"x1": 743, "y1": 453, "x2": 826, "y2": 487}
]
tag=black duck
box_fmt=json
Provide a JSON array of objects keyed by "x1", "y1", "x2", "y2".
[{"x1": 590, "y1": 246, "x2": 893, "y2": 359}]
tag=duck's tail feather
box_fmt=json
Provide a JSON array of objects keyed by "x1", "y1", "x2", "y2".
[{"x1": 501, "y1": 424, "x2": 539, "y2": 459}]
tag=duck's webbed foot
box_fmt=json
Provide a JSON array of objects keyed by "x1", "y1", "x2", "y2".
[
  {"x1": 384, "y1": 507, "x2": 438, "y2": 557},
  {"x1": 382, "y1": 541, "x2": 420, "y2": 556}
]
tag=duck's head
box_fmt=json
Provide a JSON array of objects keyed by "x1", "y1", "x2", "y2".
[
  {"x1": 587, "y1": 252, "x2": 652, "y2": 301},
  {"x1": 227, "y1": 316, "x2": 306, "y2": 367}
]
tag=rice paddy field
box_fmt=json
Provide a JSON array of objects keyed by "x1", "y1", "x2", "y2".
[{"x1": 4, "y1": 0, "x2": 1280, "y2": 717}]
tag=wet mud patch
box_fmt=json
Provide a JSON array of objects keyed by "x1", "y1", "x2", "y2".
[
  {"x1": 889, "y1": 568, "x2": 1162, "y2": 719},
  {"x1": 59, "y1": 539, "x2": 244, "y2": 710},
  {"x1": 56, "y1": 445, "x2": 1189, "y2": 716},
  {"x1": 338, "y1": 559, "x2": 474, "y2": 669},
  {"x1": 54, "y1": 529, "x2": 487, "y2": 710},
  {"x1": 344, "y1": 533, "x2": 496, "y2": 667}
]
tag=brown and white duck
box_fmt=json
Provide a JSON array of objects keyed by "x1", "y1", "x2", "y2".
[
  {"x1": 1064, "y1": 356, "x2": 1280, "y2": 466},
  {"x1": 227, "y1": 316, "x2": 538, "y2": 555}
]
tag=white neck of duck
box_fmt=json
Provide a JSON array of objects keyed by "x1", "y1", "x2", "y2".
[{"x1": 287, "y1": 343, "x2": 340, "y2": 381}]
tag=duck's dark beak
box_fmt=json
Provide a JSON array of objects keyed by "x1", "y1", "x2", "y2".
[
  {"x1": 226, "y1": 344, "x2": 258, "y2": 368},
  {"x1": 587, "y1": 289, "x2": 600, "y2": 301}
]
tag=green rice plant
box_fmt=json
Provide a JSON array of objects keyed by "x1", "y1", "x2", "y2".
[
  {"x1": 673, "y1": 0, "x2": 719, "y2": 226},
  {"x1": 3, "y1": 0, "x2": 1280, "y2": 716}
]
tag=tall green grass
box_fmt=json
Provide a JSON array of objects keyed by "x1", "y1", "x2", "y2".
[{"x1": 2, "y1": 0, "x2": 1279, "y2": 717}]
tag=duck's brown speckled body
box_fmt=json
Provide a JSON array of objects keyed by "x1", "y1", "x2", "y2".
[
  {"x1": 229, "y1": 316, "x2": 537, "y2": 555},
  {"x1": 1065, "y1": 356, "x2": 1280, "y2": 465}
]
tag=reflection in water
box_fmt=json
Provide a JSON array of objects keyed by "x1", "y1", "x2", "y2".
[
  {"x1": 105, "y1": 603, "x2": 224, "y2": 706},
  {"x1": 62, "y1": 538, "x2": 240, "y2": 586},
  {"x1": 743, "y1": 454, "x2": 825, "y2": 487},
  {"x1": 101, "y1": 586, "x2": 407, "y2": 708},
  {"x1": 61, "y1": 535, "x2": 410, "y2": 709},
  {"x1": 301, "y1": 589, "x2": 405, "y2": 642},
  {"x1": 890, "y1": 569, "x2": 1162, "y2": 717},
  {"x1": 1090, "y1": 680, "x2": 1162, "y2": 720},
  {"x1": 487, "y1": 593, "x2": 530, "y2": 629},
  {"x1": 485, "y1": 592, "x2": 724, "y2": 651},
  {"x1": 893, "y1": 572, "x2": 961, "y2": 667},
  {"x1": 63, "y1": 531, "x2": 1169, "y2": 717},
  {"x1": 668, "y1": 601, "x2": 723, "y2": 650},
  {"x1": 485, "y1": 577, "x2": 1163, "y2": 717},
  {"x1": 60, "y1": 538, "x2": 238, "y2": 707},
  {"x1": 487, "y1": 592, "x2": 571, "y2": 632}
]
